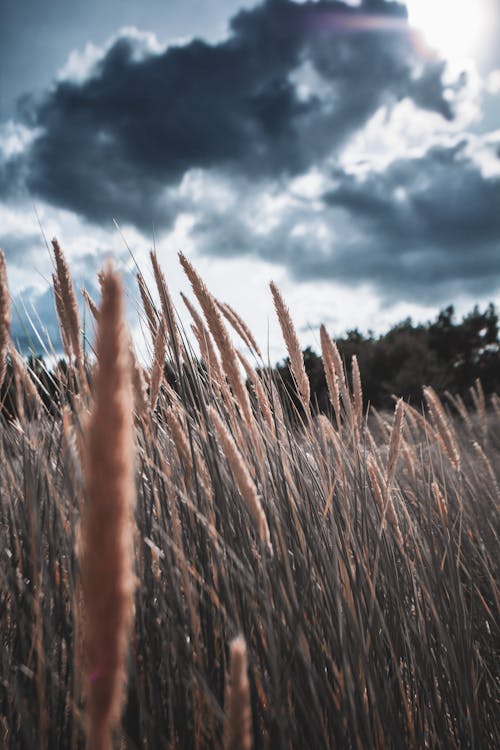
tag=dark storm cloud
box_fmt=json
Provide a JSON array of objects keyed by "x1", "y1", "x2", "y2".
[
  {"x1": 320, "y1": 141, "x2": 500, "y2": 295},
  {"x1": 2, "y1": 0, "x2": 454, "y2": 229},
  {"x1": 193, "y1": 139, "x2": 500, "y2": 304}
]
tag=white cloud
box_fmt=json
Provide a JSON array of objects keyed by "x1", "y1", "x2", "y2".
[
  {"x1": 486, "y1": 69, "x2": 500, "y2": 95},
  {"x1": 464, "y1": 129, "x2": 500, "y2": 178},
  {"x1": 57, "y1": 26, "x2": 165, "y2": 84},
  {"x1": 0, "y1": 121, "x2": 39, "y2": 159},
  {"x1": 339, "y1": 64, "x2": 485, "y2": 178},
  {"x1": 56, "y1": 41, "x2": 103, "y2": 83}
]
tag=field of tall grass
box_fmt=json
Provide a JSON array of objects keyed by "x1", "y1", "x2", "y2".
[{"x1": 0, "y1": 242, "x2": 498, "y2": 749}]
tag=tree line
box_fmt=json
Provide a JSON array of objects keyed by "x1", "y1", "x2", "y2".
[
  {"x1": 1, "y1": 302, "x2": 499, "y2": 419},
  {"x1": 274, "y1": 303, "x2": 500, "y2": 412}
]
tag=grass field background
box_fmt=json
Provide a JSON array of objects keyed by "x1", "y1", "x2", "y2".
[{"x1": 0, "y1": 242, "x2": 498, "y2": 749}]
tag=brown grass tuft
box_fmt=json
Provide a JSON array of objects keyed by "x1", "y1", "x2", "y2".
[
  {"x1": 150, "y1": 250, "x2": 182, "y2": 360},
  {"x1": 270, "y1": 282, "x2": 310, "y2": 412},
  {"x1": 423, "y1": 386, "x2": 461, "y2": 471},
  {"x1": 150, "y1": 316, "x2": 167, "y2": 412},
  {"x1": 320, "y1": 324, "x2": 341, "y2": 428},
  {"x1": 386, "y1": 399, "x2": 405, "y2": 484},
  {"x1": 223, "y1": 636, "x2": 253, "y2": 750},
  {"x1": 209, "y1": 406, "x2": 272, "y2": 553},
  {"x1": 51, "y1": 238, "x2": 83, "y2": 366},
  {"x1": 137, "y1": 271, "x2": 159, "y2": 341},
  {"x1": 81, "y1": 288, "x2": 100, "y2": 322},
  {"x1": 179, "y1": 253, "x2": 252, "y2": 424},
  {"x1": 80, "y1": 262, "x2": 136, "y2": 750},
  {"x1": 218, "y1": 301, "x2": 262, "y2": 358}
]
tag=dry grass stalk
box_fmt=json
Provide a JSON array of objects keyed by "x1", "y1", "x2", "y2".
[
  {"x1": 367, "y1": 457, "x2": 403, "y2": 545},
  {"x1": 386, "y1": 399, "x2": 405, "y2": 484},
  {"x1": 80, "y1": 263, "x2": 136, "y2": 750},
  {"x1": 209, "y1": 406, "x2": 272, "y2": 553},
  {"x1": 181, "y1": 292, "x2": 205, "y2": 337},
  {"x1": 53, "y1": 272, "x2": 72, "y2": 362},
  {"x1": 351, "y1": 355, "x2": 363, "y2": 432},
  {"x1": 320, "y1": 324, "x2": 341, "y2": 428},
  {"x1": 270, "y1": 282, "x2": 310, "y2": 412},
  {"x1": 472, "y1": 442, "x2": 498, "y2": 497},
  {"x1": 179, "y1": 253, "x2": 253, "y2": 424},
  {"x1": 423, "y1": 387, "x2": 461, "y2": 471},
  {"x1": 81, "y1": 288, "x2": 99, "y2": 322},
  {"x1": 403, "y1": 402, "x2": 439, "y2": 445},
  {"x1": 193, "y1": 323, "x2": 225, "y2": 385},
  {"x1": 166, "y1": 406, "x2": 213, "y2": 499},
  {"x1": 470, "y1": 379, "x2": 487, "y2": 438},
  {"x1": 445, "y1": 390, "x2": 473, "y2": 432},
  {"x1": 128, "y1": 338, "x2": 148, "y2": 420},
  {"x1": 182, "y1": 293, "x2": 225, "y2": 387},
  {"x1": 0, "y1": 250, "x2": 11, "y2": 390},
  {"x1": 165, "y1": 407, "x2": 191, "y2": 467},
  {"x1": 237, "y1": 352, "x2": 274, "y2": 433},
  {"x1": 150, "y1": 316, "x2": 167, "y2": 411},
  {"x1": 223, "y1": 636, "x2": 253, "y2": 750},
  {"x1": 137, "y1": 272, "x2": 159, "y2": 341},
  {"x1": 51, "y1": 238, "x2": 83, "y2": 365},
  {"x1": 9, "y1": 345, "x2": 44, "y2": 412},
  {"x1": 431, "y1": 480, "x2": 448, "y2": 523},
  {"x1": 218, "y1": 301, "x2": 262, "y2": 358},
  {"x1": 319, "y1": 324, "x2": 352, "y2": 426},
  {"x1": 150, "y1": 251, "x2": 182, "y2": 360},
  {"x1": 327, "y1": 331, "x2": 347, "y2": 389}
]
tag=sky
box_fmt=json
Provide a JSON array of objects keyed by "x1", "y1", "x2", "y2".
[{"x1": 0, "y1": 0, "x2": 499, "y2": 361}]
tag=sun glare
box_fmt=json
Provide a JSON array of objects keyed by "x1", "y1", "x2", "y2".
[{"x1": 406, "y1": 0, "x2": 486, "y2": 65}]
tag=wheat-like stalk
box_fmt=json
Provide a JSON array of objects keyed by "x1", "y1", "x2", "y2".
[
  {"x1": 150, "y1": 251, "x2": 182, "y2": 360},
  {"x1": 351, "y1": 355, "x2": 363, "y2": 432},
  {"x1": 128, "y1": 337, "x2": 148, "y2": 420},
  {"x1": 367, "y1": 456, "x2": 403, "y2": 546},
  {"x1": 218, "y1": 301, "x2": 262, "y2": 358},
  {"x1": 81, "y1": 288, "x2": 100, "y2": 322},
  {"x1": 51, "y1": 238, "x2": 83, "y2": 366},
  {"x1": 209, "y1": 406, "x2": 272, "y2": 553},
  {"x1": 9, "y1": 345, "x2": 44, "y2": 412},
  {"x1": 237, "y1": 351, "x2": 274, "y2": 432},
  {"x1": 223, "y1": 636, "x2": 253, "y2": 750},
  {"x1": 137, "y1": 272, "x2": 159, "y2": 341},
  {"x1": 270, "y1": 282, "x2": 310, "y2": 412},
  {"x1": 179, "y1": 253, "x2": 252, "y2": 424},
  {"x1": 150, "y1": 316, "x2": 167, "y2": 412},
  {"x1": 431, "y1": 480, "x2": 448, "y2": 523},
  {"x1": 80, "y1": 263, "x2": 136, "y2": 750},
  {"x1": 182, "y1": 292, "x2": 226, "y2": 386},
  {"x1": 423, "y1": 387, "x2": 461, "y2": 471},
  {"x1": 386, "y1": 399, "x2": 405, "y2": 484},
  {"x1": 470, "y1": 379, "x2": 487, "y2": 438},
  {"x1": 0, "y1": 250, "x2": 11, "y2": 390},
  {"x1": 320, "y1": 324, "x2": 341, "y2": 428},
  {"x1": 53, "y1": 272, "x2": 73, "y2": 363}
]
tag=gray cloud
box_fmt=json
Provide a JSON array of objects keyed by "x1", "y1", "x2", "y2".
[
  {"x1": 2, "y1": 0, "x2": 454, "y2": 229},
  {"x1": 0, "y1": 232, "x2": 43, "y2": 265},
  {"x1": 192, "y1": 138, "x2": 500, "y2": 304}
]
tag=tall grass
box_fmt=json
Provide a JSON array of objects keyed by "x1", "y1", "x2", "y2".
[{"x1": 0, "y1": 241, "x2": 498, "y2": 749}]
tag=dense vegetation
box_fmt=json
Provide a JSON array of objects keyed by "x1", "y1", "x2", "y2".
[
  {"x1": 276, "y1": 303, "x2": 500, "y2": 411},
  {"x1": 0, "y1": 244, "x2": 498, "y2": 749},
  {"x1": 2, "y1": 302, "x2": 500, "y2": 420}
]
